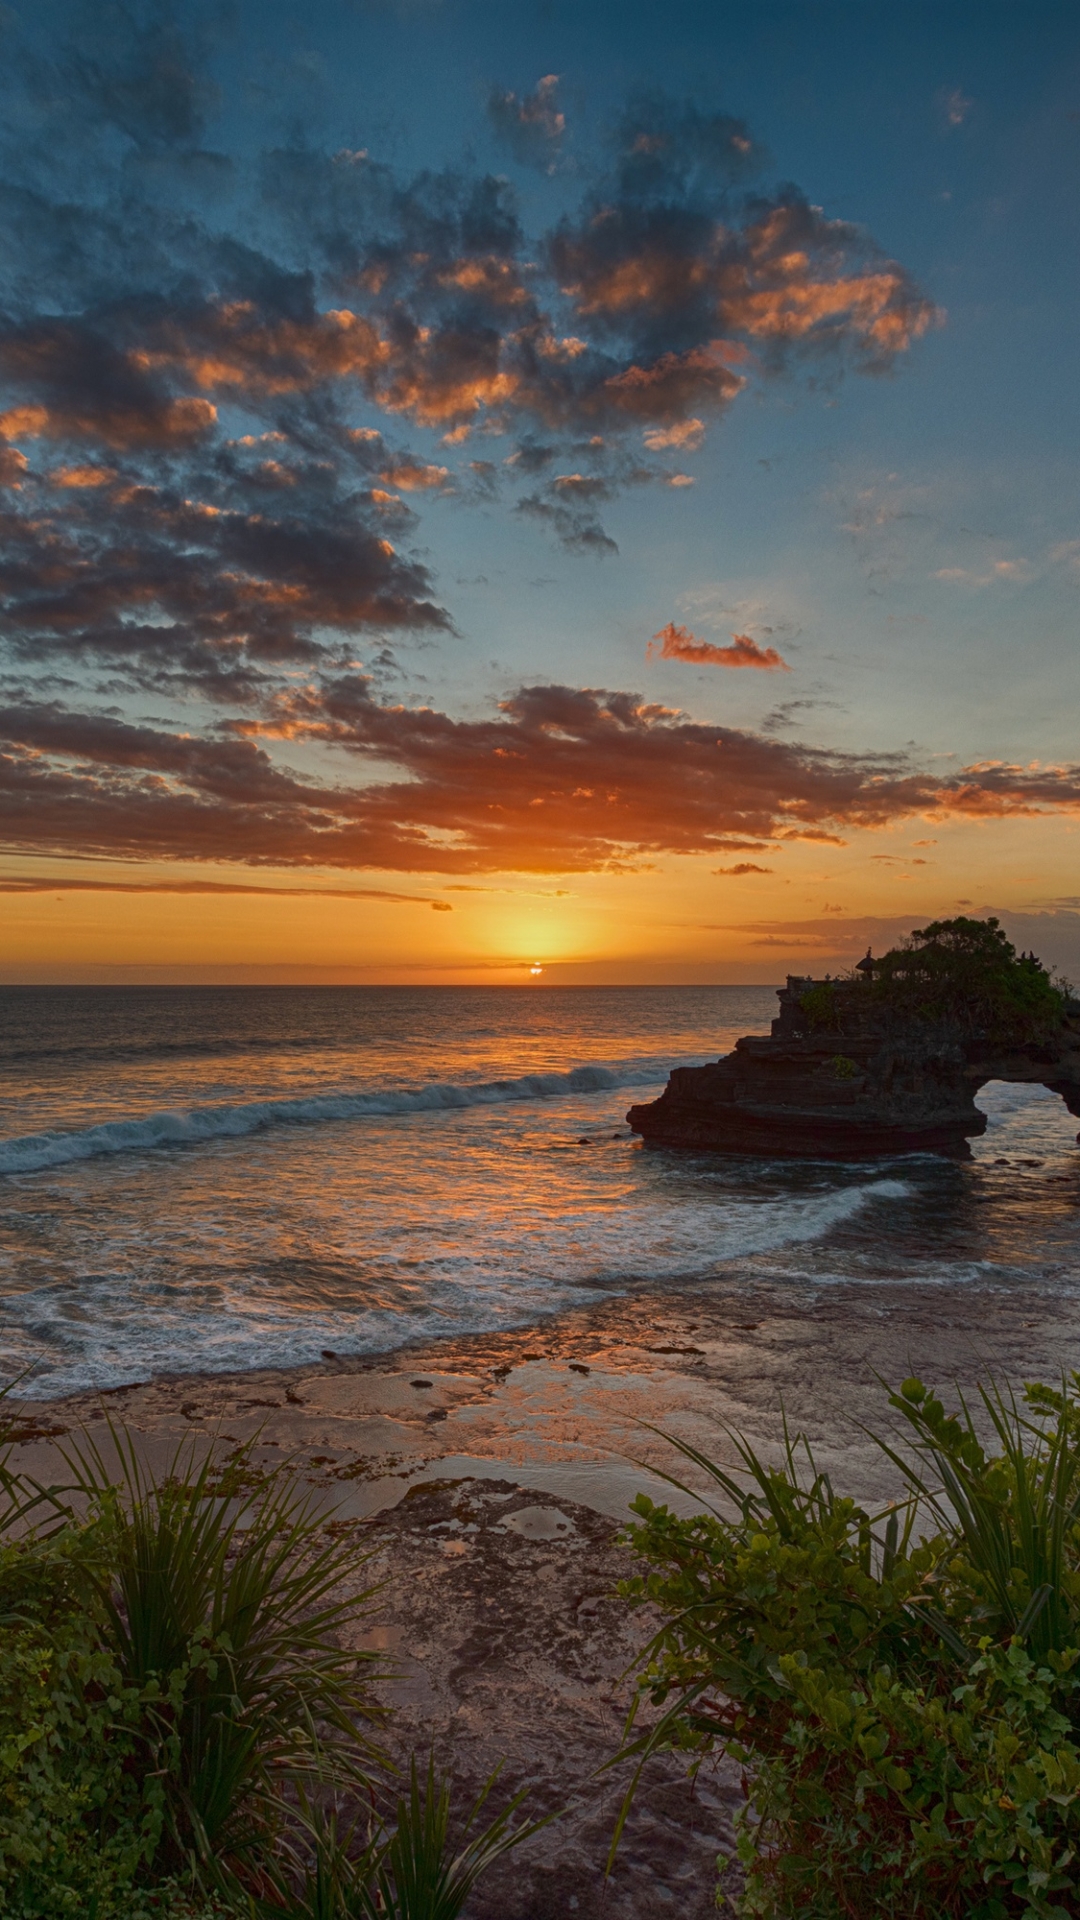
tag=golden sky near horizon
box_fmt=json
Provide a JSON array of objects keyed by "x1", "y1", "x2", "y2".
[{"x1": 2, "y1": 6, "x2": 1080, "y2": 986}]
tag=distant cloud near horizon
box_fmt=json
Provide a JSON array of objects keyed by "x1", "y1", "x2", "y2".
[
  {"x1": 649, "y1": 621, "x2": 790, "y2": 670},
  {"x1": 3, "y1": 683, "x2": 1080, "y2": 878}
]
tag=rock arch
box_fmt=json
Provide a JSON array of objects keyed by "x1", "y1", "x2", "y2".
[{"x1": 628, "y1": 977, "x2": 1080, "y2": 1159}]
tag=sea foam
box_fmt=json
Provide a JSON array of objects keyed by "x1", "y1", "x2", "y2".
[{"x1": 0, "y1": 1062, "x2": 638, "y2": 1175}]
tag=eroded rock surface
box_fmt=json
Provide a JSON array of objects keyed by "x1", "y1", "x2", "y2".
[
  {"x1": 629, "y1": 975, "x2": 1080, "y2": 1158},
  {"x1": 351, "y1": 1477, "x2": 742, "y2": 1919}
]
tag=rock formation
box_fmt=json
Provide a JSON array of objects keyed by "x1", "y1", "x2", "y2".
[{"x1": 628, "y1": 972, "x2": 1080, "y2": 1159}]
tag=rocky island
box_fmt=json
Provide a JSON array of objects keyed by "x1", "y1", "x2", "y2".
[{"x1": 629, "y1": 917, "x2": 1080, "y2": 1158}]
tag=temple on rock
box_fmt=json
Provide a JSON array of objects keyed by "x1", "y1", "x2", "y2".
[{"x1": 629, "y1": 924, "x2": 1080, "y2": 1158}]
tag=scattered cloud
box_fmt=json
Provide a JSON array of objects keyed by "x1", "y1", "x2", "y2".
[
  {"x1": 649, "y1": 621, "x2": 790, "y2": 670},
  {"x1": 0, "y1": 12, "x2": 948, "y2": 895},
  {"x1": 935, "y1": 557, "x2": 1035, "y2": 587},
  {"x1": 488, "y1": 75, "x2": 566, "y2": 172},
  {"x1": 0, "y1": 874, "x2": 444, "y2": 902},
  {"x1": 714, "y1": 862, "x2": 772, "y2": 875},
  {"x1": 761, "y1": 697, "x2": 841, "y2": 734},
  {"x1": 643, "y1": 417, "x2": 705, "y2": 451},
  {"x1": 940, "y1": 87, "x2": 973, "y2": 129}
]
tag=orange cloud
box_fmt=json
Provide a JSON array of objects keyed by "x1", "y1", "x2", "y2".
[
  {"x1": 0, "y1": 441, "x2": 28, "y2": 486},
  {"x1": 643, "y1": 417, "x2": 705, "y2": 450},
  {"x1": 379, "y1": 460, "x2": 449, "y2": 491},
  {"x1": 52, "y1": 465, "x2": 116, "y2": 488},
  {"x1": 4, "y1": 685, "x2": 1080, "y2": 876},
  {"x1": 648, "y1": 621, "x2": 790, "y2": 670},
  {"x1": 0, "y1": 875, "x2": 444, "y2": 902}
]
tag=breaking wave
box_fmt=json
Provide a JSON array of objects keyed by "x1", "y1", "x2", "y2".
[{"x1": 0, "y1": 1062, "x2": 645, "y2": 1175}]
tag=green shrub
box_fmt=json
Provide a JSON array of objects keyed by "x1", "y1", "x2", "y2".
[
  {"x1": 618, "y1": 1378, "x2": 1080, "y2": 1917},
  {"x1": 0, "y1": 1524, "x2": 164, "y2": 1916},
  {"x1": 798, "y1": 982, "x2": 841, "y2": 1032},
  {"x1": 0, "y1": 1419, "x2": 548, "y2": 1917},
  {"x1": 253, "y1": 1757, "x2": 550, "y2": 1920},
  {"x1": 54, "y1": 1424, "x2": 386, "y2": 1887},
  {"x1": 867, "y1": 917, "x2": 1066, "y2": 1045},
  {"x1": 0, "y1": 1421, "x2": 385, "y2": 1910}
]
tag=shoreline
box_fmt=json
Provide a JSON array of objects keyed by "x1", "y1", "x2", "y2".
[
  {"x1": 10, "y1": 1266, "x2": 1080, "y2": 1516},
  {"x1": 7, "y1": 1271, "x2": 1080, "y2": 1916}
]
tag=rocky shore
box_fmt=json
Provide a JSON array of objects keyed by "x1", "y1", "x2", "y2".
[
  {"x1": 629, "y1": 973, "x2": 1080, "y2": 1158},
  {"x1": 7, "y1": 1273, "x2": 1080, "y2": 1916}
]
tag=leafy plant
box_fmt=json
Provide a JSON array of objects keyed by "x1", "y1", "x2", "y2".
[
  {"x1": 0, "y1": 1523, "x2": 163, "y2": 1916},
  {"x1": 368, "y1": 1755, "x2": 551, "y2": 1920},
  {"x1": 880, "y1": 1375, "x2": 1080, "y2": 1665},
  {"x1": 0, "y1": 1410, "x2": 550, "y2": 1917},
  {"x1": 617, "y1": 1377, "x2": 1080, "y2": 1917}
]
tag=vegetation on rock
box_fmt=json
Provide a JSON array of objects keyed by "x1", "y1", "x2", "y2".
[
  {"x1": 868, "y1": 917, "x2": 1067, "y2": 1044},
  {"x1": 798, "y1": 917, "x2": 1069, "y2": 1048}
]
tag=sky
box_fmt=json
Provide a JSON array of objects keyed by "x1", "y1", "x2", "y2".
[{"x1": 1, "y1": 0, "x2": 1079, "y2": 985}]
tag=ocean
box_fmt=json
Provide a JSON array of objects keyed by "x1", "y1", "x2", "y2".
[{"x1": 1, "y1": 984, "x2": 1078, "y2": 1399}]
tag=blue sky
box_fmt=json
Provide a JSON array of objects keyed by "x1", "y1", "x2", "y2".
[{"x1": 2, "y1": 0, "x2": 1079, "y2": 981}]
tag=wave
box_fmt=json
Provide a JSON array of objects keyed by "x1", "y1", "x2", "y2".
[
  {"x1": 0, "y1": 1061, "x2": 653, "y2": 1175},
  {"x1": 1, "y1": 1176, "x2": 916, "y2": 1400}
]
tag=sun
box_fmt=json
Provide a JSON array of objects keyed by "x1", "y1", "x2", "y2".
[{"x1": 529, "y1": 963, "x2": 544, "y2": 976}]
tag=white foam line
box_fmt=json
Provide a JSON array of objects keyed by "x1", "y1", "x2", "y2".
[{"x1": 0, "y1": 1061, "x2": 657, "y2": 1175}]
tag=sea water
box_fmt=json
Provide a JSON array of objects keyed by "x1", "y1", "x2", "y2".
[{"x1": 1, "y1": 985, "x2": 1078, "y2": 1397}]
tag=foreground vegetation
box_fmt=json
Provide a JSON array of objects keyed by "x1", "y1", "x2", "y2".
[
  {"x1": 621, "y1": 1374, "x2": 1080, "y2": 1918},
  {"x1": 0, "y1": 1421, "x2": 544, "y2": 1918},
  {"x1": 6, "y1": 1366, "x2": 1080, "y2": 1916}
]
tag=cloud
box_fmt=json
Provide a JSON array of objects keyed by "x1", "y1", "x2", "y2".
[
  {"x1": 60, "y1": 3, "x2": 221, "y2": 153},
  {"x1": 714, "y1": 862, "x2": 772, "y2": 874},
  {"x1": 735, "y1": 909, "x2": 1080, "y2": 983},
  {"x1": 935, "y1": 558, "x2": 1034, "y2": 587},
  {"x1": 488, "y1": 75, "x2": 566, "y2": 172},
  {"x1": 0, "y1": 874, "x2": 444, "y2": 903},
  {"x1": 379, "y1": 459, "x2": 449, "y2": 490},
  {"x1": 548, "y1": 103, "x2": 937, "y2": 374},
  {"x1": 0, "y1": 321, "x2": 218, "y2": 451},
  {"x1": 648, "y1": 621, "x2": 790, "y2": 670},
  {"x1": 644, "y1": 417, "x2": 705, "y2": 450},
  {"x1": 939, "y1": 87, "x2": 973, "y2": 130},
  {"x1": 0, "y1": 15, "x2": 948, "y2": 868},
  {"x1": 5, "y1": 682, "x2": 1080, "y2": 877},
  {"x1": 0, "y1": 433, "x2": 449, "y2": 700},
  {"x1": 517, "y1": 484, "x2": 618, "y2": 555},
  {"x1": 0, "y1": 30, "x2": 937, "y2": 573},
  {"x1": 761, "y1": 697, "x2": 841, "y2": 733}
]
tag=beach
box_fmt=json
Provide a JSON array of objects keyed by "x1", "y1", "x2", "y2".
[
  {"x1": 8, "y1": 1269, "x2": 1080, "y2": 1916},
  {"x1": 5, "y1": 984, "x2": 1080, "y2": 1910}
]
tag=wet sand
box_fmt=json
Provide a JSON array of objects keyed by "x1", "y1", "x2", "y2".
[{"x1": 6, "y1": 1274, "x2": 1080, "y2": 1917}]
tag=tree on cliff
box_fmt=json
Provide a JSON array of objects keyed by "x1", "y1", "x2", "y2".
[{"x1": 867, "y1": 915, "x2": 1066, "y2": 1045}]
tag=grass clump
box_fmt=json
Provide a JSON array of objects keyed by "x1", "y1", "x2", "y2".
[
  {"x1": 0, "y1": 1416, "x2": 544, "y2": 1917},
  {"x1": 618, "y1": 1374, "x2": 1080, "y2": 1918}
]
